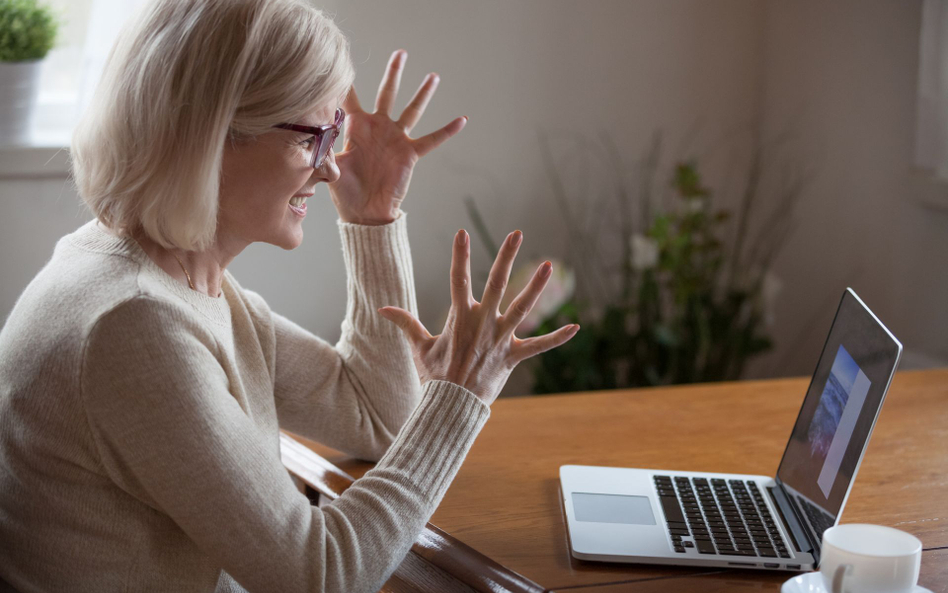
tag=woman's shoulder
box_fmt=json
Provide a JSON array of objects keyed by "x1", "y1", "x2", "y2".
[
  {"x1": 0, "y1": 229, "x2": 215, "y2": 403},
  {"x1": 3, "y1": 222, "x2": 219, "y2": 349}
]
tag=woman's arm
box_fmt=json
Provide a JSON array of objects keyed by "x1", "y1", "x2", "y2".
[
  {"x1": 252, "y1": 211, "x2": 424, "y2": 461},
  {"x1": 255, "y1": 50, "x2": 463, "y2": 459},
  {"x1": 80, "y1": 296, "x2": 488, "y2": 593}
]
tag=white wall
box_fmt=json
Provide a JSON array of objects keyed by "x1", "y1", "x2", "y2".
[
  {"x1": 1, "y1": 0, "x2": 942, "y2": 396},
  {"x1": 752, "y1": 0, "x2": 948, "y2": 378}
]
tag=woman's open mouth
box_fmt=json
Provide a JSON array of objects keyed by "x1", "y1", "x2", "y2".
[{"x1": 289, "y1": 195, "x2": 309, "y2": 217}]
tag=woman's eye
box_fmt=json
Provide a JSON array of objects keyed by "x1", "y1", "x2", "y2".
[{"x1": 300, "y1": 136, "x2": 316, "y2": 147}]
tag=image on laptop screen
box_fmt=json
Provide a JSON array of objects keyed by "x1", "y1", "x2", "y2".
[{"x1": 806, "y1": 345, "x2": 871, "y2": 499}]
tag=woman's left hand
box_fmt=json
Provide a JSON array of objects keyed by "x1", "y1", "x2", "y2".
[{"x1": 329, "y1": 49, "x2": 467, "y2": 225}]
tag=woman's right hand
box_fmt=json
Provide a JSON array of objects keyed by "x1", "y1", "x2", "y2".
[{"x1": 378, "y1": 229, "x2": 580, "y2": 405}]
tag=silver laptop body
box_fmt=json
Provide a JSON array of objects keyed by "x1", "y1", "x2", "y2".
[{"x1": 560, "y1": 288, "x2": 902, "y2": 572}]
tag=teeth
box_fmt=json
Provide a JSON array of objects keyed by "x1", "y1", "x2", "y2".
[{"x1": 290, "y1": 196, "x2": 307, "y2": 207}]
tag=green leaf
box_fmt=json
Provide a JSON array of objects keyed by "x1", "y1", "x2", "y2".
[{"x1": 0, "y1": 0, "x2": 58, "y2": 62}]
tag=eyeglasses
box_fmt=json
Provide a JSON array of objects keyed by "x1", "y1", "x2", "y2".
[{"x1": 272, "y1": 108, "x2": 345, "y2": 169}]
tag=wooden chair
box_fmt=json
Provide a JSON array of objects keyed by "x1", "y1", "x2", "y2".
[{"x1": 279, "y1": 432, "x2": 545, "y2": 593}]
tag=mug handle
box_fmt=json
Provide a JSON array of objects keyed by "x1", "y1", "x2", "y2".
[{"x1": 832, "y1": 564, "x2": 854, "y2": 593}]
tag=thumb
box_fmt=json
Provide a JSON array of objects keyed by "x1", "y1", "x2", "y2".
[{"x1": 378, "y1": 307, "x2": 431, "y2": 344}]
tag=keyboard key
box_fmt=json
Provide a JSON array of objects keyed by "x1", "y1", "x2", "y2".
[
  {"x1": 660, "y1": 497, "x2": 686, "y2": 523},
  {"x1": 696, "y1": 540, "x2": 717, "y2": 554}
]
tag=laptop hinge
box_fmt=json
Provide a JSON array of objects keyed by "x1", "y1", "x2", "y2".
[{"x1": 770, "y1": 481, "x2": 819, "y2": 563}]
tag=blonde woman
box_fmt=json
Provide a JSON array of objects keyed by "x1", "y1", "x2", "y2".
[{"x1": 0, "y1": 0, "x2": 578, "y2": 591}]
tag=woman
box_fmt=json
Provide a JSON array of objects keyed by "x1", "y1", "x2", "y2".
[{"x1": 0, "y1": 0, "x2": 578, "y2": 591}]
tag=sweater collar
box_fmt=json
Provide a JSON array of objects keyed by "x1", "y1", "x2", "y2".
[{"x1": 69, "y1": 219, "x2": 231, "y2": 327}]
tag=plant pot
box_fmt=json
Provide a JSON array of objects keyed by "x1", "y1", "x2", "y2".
[{"x1": 0, "y1": 60, "x2": 43, "y2": 146}]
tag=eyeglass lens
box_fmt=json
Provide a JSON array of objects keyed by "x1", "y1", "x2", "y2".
[
  {"x1": 311, "y1": 109, "x2": 344, "y2": 168},
  {"x1": 311, "y1": 128, "x2": 340, "y2": 168}
]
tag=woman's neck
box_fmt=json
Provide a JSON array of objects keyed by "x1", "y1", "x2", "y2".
[{"x1": 104, "y1": 224, "x2": 245, "y2": 298}]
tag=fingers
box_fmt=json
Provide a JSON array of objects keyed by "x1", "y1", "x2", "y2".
[
  {"x1": 512, "y1": 324, "x2": 581, "y2": 363},
  {"x1": 340, "y1": 87, "x2": 361, "y2": 149},
  {"x1": 501, "y1": 261, "x2": 553, "y2": 334},
  {"x1": 450, "y1": 229, "x2": 473, "y2": 309},
  {"x1": 375, "y1": 49, "x2": 407, "y2": 117},
  {"x1": 481, "y1": 230, "x2": 522, "y2": 313},
  {"x1": 397, "y1": 73, "x2": 439, "y2": 134},
  {"x1": 342, "y1": 85, "x2": 363, "y2": 115},
  {"x1": 378, "y1": 306, "x2": 431, "y2": 344},
  {"x1": 413, "y1": 116, "x2": 467, "y2": 158}
]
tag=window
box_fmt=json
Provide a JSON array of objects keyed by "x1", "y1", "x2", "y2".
[
  {"x1": 916, "y1": 0, "x2": 948, "y2": 182},
  {"x1": 32, "y1": 0, "x2": 149, "y2": 145}
]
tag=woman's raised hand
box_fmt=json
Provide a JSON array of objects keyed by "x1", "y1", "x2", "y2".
[
  {"x1": 329, "y1": 49, "x2": 466, "y2": 226},
  {"x1": 379, "y1": 230, "x2": 581, "y2": 405}
]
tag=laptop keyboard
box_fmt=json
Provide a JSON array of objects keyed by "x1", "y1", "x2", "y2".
[
  {"x1": 798, "y1": 495, "x2": 835, "y2": 539},
  {"x1": 653, "y1": 475, "x2": 791, "y2": 558}
]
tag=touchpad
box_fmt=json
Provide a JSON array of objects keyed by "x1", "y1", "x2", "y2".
[{"x1": 572, "y1": 492, "x2": 656, "y2": 525}]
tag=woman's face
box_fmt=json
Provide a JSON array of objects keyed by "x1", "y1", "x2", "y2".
[{"x1": 217, "y1": 104, "x2": 340, "y2": 251}]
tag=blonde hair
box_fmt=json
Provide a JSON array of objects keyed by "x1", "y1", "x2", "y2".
[{"x1": 71, "y1": 0, "x2": 354, "y2": 251}]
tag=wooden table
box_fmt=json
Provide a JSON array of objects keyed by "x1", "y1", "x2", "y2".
[{"x1": 298, "y1": 369, "x2": 948, "y2": 592}]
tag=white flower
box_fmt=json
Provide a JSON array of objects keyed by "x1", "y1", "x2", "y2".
[
  {"x1": 685, "y1": 197, "x2": 704, "y2": 213},
  {"x1": 500, "y1": 258, "x2": 575, "y2": 335},
  {"x1": 630, "y1": 233, "x2": 659, "y2": 272},
  {"x1": 762, "y1": 271, "x2": 782, "y2": 327}
]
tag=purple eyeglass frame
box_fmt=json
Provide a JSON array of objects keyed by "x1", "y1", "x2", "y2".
[{"x1": 273, "y1": 108, "x2": 345, "y2": 169}]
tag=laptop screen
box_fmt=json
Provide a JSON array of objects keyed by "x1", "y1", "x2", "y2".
[{"x1": 776, "y1": 289, "x2": 901, "y2": 527}]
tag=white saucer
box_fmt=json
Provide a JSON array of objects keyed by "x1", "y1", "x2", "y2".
[{"x1": 781, "y1": 572, "x2": 933, "y2": 593}]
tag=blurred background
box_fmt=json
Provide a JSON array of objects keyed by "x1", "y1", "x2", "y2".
[{"x1": 1, "y1": 0, "x2": 945, "y2": 396}]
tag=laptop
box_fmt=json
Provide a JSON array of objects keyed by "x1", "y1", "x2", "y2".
[{"x1": 559, "y1": 288, "x2": 902, "y2": 572}]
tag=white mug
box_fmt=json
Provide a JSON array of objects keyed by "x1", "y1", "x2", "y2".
[{"x1": 820, "y1": 524, "x2": 922, "y2": 593}]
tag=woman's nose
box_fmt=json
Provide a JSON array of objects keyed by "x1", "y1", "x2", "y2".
[{"x1": 312, "y1": 152, "x2": 340, "y2": 184}]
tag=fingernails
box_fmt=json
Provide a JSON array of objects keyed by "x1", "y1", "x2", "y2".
[
  {"x1": 457, "y1": 229, "x2": 468, "y2": 246},
  {"x1": 509, "y1": 230, "x2": 522, "y2": 247},
  {"x1": 569, "y1": 324, "x2": 580, "y2": 335},
  {"x1": 540, "y1": 261, "x2": 552, "y2": 278}
]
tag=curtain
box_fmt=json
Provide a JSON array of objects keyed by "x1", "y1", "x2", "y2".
[{"x1": 916, "y1": 0, "x2": 948, "y2": 181}]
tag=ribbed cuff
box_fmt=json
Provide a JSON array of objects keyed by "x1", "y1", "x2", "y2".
[
  {"x1": 338, "y1": 210, "x2": 418, "y2": 337},
  {"x1": 373, "y1": 380, "x2": 490, "y2": 501}
]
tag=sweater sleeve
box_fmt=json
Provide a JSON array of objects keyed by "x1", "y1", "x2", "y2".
[
  {"x1": 79, "y1": 296, "x2": 489, "y2": 593},
  {"x1": 263, "y1": 211, "x2": 425, "y2": 461}
]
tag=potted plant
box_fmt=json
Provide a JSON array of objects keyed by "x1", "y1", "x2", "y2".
[
  {"x1": 0, "y1": 0, "x2": 57, "y2": 146},
  {"x1": 466, "y1": 130, "x2": 809, "y2": 395}
]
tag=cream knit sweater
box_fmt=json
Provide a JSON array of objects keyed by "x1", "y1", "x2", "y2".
[{"x1": 0, "y1": 212, "x2": 490, "y2": 593}]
